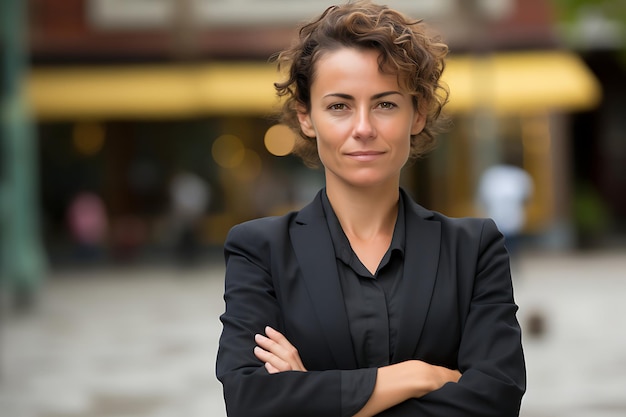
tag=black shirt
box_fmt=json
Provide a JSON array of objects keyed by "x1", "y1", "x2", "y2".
[{"x1": 321, "y1": 190, "x2": 407, "y2": 416}]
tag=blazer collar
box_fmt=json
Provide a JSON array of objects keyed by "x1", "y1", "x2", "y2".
[
  {"x1": 392, "y1": 188, "x2": 441, "y2": 362},
  {"x1": 290, "y1": 190, "x2": 357, "y2": 369},
  {"x1": 290, "y1": 188, "x2": 441, "y2": 367}
]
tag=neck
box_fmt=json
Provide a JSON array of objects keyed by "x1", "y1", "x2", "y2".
[{"x1": 326, "y1": 183, "x2": 400, "y2": 241}]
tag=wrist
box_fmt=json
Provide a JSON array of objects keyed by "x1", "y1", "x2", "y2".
[{"x1": 407, "y1": 360, "x2": 438, "y2": 397}]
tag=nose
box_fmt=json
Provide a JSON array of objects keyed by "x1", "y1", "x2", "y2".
[{"x1": 352, "y1": 108, "x2": 376, "y2": 141}]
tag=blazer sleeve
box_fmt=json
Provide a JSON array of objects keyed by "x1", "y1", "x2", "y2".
[
  {"x1": 379, "y1": 218, "x2": 526, "y2": 417},
  {"x1": 215, "y1": 220, "x2": 374, "y2": 417}
]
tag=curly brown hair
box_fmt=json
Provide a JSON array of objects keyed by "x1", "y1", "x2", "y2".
[{"x1": 272, "y1": 0, "x2": 450, "y2": 167}]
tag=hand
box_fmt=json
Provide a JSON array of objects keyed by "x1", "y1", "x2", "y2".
[
  {"x1": 410, "y1": 360, "x2": 462, "y2": 397},
  {"x1": 254, "y1": 326, "x2": 307, "y2": 374},
  {"x1": 433, "y1": 363, "x2": 462, "y2": 388},
  {"x1": 352, "y1": 361, "x2": 461, "y2": 417}
]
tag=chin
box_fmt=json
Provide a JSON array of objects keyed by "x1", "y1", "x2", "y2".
[{"x1": 345, "y1": 176, "x2": 395, "y2": 189}]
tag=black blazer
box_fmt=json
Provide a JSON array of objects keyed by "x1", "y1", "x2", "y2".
[{"x1": 216, "y1": 189, "x2": 526, "y2": 417}]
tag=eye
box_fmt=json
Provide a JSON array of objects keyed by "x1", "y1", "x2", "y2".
[
  {"x1": 328, "y1": 103, "x2": 347, "y2": 111},
  {"x1": 377, "y1": 101, "x2": 397, "y2": 109}
]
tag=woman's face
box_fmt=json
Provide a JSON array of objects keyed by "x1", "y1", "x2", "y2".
[{"x1": 297, "y1": 47, "x2": 425, "y2": 190}]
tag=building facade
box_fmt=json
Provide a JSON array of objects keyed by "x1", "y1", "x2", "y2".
[{"x1": 21, "y1": 0, "x2": 618, "y2": 265}]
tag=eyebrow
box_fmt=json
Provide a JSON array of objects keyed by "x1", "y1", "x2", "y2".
[{"x1": 323, "y1": 91, "x2": 403, "y2": 100}]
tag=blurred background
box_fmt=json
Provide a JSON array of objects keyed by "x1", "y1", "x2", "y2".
[{"x1": 1, "y1": 0, "x2": 625, "y2": 416}]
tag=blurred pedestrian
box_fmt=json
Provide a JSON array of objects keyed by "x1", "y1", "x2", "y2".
[
  {"x1": 216, "y1": 2, "x2": 525, "y2": 416},
  {"x1": 168, "y1": 170, "x2": 210, "y2": 264},
  {"x1": 477, "y1": 162, "x2": 534, "y2": 257},
  {"x1": 66, "y1": 191, "x2": 108, "y2": 262}
]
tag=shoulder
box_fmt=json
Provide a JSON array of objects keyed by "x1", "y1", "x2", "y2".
[
  {"x1": 403, "y1": 189, "x2": 494, "y2": 231},
  {"x1": 222, "y1": 212, "x2": 300, "y2": 270},
  {"x1": 432, "y1": 211, "x2": 502, "y2": 249},
  {"x1": 226, "y1": 190, "x2": 324, "y2": 245},
  {"x1": 430, "y1": 210, "x2": 497, "y2": 234},
  {"x1": 226, "y1": 212, "x2": 297, "y2": 245},
  {"x1": 402, "y1": 190, "x2": 501, "y2": 245},
  {"x1": 414, "y1": 208, "x2": 508, "y2": 274}
]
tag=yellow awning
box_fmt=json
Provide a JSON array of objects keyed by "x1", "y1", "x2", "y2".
[
  {"x1": 26, "y1": 63, "x2": 281, "y2": 120},
  {"x1": 26, "y1": 51, "x2": 601, "y2": 120},
  {"x1": 443, "y1": 51, "x2": 601, "y2": 114}
]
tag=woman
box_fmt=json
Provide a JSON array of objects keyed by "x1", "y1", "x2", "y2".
[{"x1": 216, "y1": 1, "x2": 526, "y2": 416}]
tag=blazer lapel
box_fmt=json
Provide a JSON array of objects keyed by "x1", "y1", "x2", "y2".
[
  {"x1": 289, "y1": 192, "x2": 357, "y2": 370},
  {"x1": 393, "y1": 190, "x2": 441, "y2": 362}
]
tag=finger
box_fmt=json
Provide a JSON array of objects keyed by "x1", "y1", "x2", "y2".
[
  {"x1": 264, "y1": 362, "x2": 280, "y2": 374},
  {"x1": 262, "y1": 328, "x2": 299, "y2": 357},
  {"x1": 266, "y1": 327, "x2": 308, "y2": 371},
  {"x1": 254, "y1": 333, "x2": 275, "y2": 349},
  {"x1": 255, "y1": 333, "x2": 284, "y2": 359},
  {"x1": 253, "y1": 345, "x2": 267, "y2": 361},
  {"x1": 256, "y1": 329, "x2": 307, "y2": 372},
  {"x1": 254, "y1": 346, "x2": 291, "y2": 372},
  {"x1": 265, "y1": 326, "x2": 298, "y2": 350},
  {"x1": 253, "y1": 345, "x2": 276, "y2": 364},
  {"x1": 255, "y1": 333, "x2": 293, "y2": 360}
]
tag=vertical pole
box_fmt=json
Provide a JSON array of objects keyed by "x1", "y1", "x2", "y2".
[{"x1": 0, "y1": 0, "x2": 46, "y2": 310}]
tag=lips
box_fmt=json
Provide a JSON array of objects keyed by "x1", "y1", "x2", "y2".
[{"x1": 345, "y1": 151, "x2": 385, "y2": 161}]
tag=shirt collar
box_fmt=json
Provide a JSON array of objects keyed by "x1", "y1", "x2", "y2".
[{"x1": 321, "y1": 188, "x2": 406, "y2": 265}]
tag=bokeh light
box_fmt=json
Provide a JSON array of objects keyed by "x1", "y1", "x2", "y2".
[
  {"x1": 72, "y1": 122, "x2": 105, "y2": 156},
  {"x1": 211, "y1": 134, "x2": 246, "y2": 168},
  {"x1": 264, "y1": 124, "x2": 296, "y2": 157}
]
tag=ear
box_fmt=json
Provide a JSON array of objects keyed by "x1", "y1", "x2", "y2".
[
  {"x1": 410, "y1": 110, "x2": 427, "y2": 136},
  {"x1": 296, "y1": 103, "x2": 316, "y2": 138}
]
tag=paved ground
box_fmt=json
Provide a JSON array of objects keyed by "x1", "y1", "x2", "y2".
[{"x1": 0, "y1": 249, "x2": 625, "y2": 417}]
